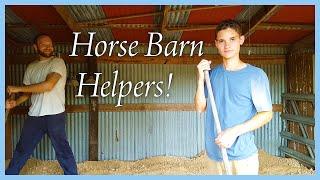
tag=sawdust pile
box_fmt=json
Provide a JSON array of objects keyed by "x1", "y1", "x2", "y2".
[
  {"x1": 5, "y1": 150, "x2": 314, "y2": 175},
  {"x1": 258, "y1": 150, "x2": 314, "y2": 175}
]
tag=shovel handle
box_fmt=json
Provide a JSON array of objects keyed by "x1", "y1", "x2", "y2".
[{"x1": 204, "y1": 70, "x2": 232, "y2": 175}]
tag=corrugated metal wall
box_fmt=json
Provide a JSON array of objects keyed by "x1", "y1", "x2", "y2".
[
  {"x1": 99, "y1": 112, "x2": 203, "y2": 160},
  {"x1": 97, "y1": 63, "x2": 203, "y2": 160},
  {"x1": 254, "y1": 64, "x2": 286, "y2": 155},
  {"x1": 97, "y1": 63, "x2": 197, "y2": 104},
  {"x1": 97, "y1": 63, "x2": 286, "y2": 160},
  {"x1": 8, "y1": 46, "x2": 286, "y2": 162},
  {"x1": 66, "y1": 63, "x2": 89, "y2": 105}
]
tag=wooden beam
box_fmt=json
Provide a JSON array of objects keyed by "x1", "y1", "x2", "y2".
[
  {"x1": 88, "y1": 55, "x2": 99, "y2": 161},
  {"x1": 169, "y1": 5, "x2": 238, "y2": 13},
  {"x1": 7, "y1": 54, "x2": 286, "y2": 65},
  {"x1": 161, "y1": 5, "x2": 170, "y2": 33},
  {"x1": 79, "y1": 12, "x2": 162, "y2": 25},
  {"x1": 7, "y1": 54, "x2": 87, "y2": 65},
  {"x1": 166, "y1": 23, "x2": 313, "y2": 32},
  {"x1": 6, "y1": 23, "x2": 69, "y2": 30},
  {"x1": 97, "y1": 54, "x2": 286, "y2": 65},
  {"x1": 78, "y1": 5, "x2": 237, "y2": 25},
  {"x1": 243, "y1": 5, "x2": 281, "y2": 38},
  {"x1": 99, "y1": 103, "x2": 195, "y2": 112},
  {"x1": 79, "y1": 23, "x2": 159, "y2": 29},
  {"x1": 167, "y1": 25, "x2": 217, "y2": 32},
  {"x1": 66, "y1": 105, "x2": 89, "y2": 112},
  {"x1": 7, "y1": 22, "x2": 314, "y2": 33},
  {"x1": 54, "y1": 5, "x2": 88, "y2": 42},
  {"x1": 11, "y1": 105, "x2": 89, "y2": 114},
  {"x1": 290, "y1": 32, "x2": 314, "y2": 51},
  {"x1": 101, "y1": 103, "x2": 283, "y2": 112},
  {"x1": 257, "y1": 23, "x2": 314, "y2": 31},
  {"x1": 5, "y1": 120, "x2": 12, "y2": 160},
  {"x1": 68, "y1": 22, "x2": 314, "y2": 32},
  {"x1": 2, "y1": 27, "x2": 12, "y2": 159},
  {"x1": 273, "y1": 104, "x2": 283, "y2": 112},
  {"x1": 10, "y1": 103, "x2": 283, "y2": 113}
]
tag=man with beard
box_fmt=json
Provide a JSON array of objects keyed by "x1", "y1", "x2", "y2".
[{"x1": 5, "y1": 34, "x2": 78, "y2": 175}]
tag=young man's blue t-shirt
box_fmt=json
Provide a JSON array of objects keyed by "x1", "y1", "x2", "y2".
[{"x1": 204, "y1": 63, "x2": 272, "y2": 161}]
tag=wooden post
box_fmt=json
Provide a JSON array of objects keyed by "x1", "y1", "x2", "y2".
[
  {"x1": 88, "y1": 56, "x2": 99, "y2": 161},
  {"x1": 5, "y1": 121, "x2": 12, "y2": 160},
  {"x1": 5, "y1": 26, "x2": 13, "y2": 159}
]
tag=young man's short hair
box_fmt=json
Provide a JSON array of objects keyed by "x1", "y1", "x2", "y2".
[{"x1": 215, "y1": 19, "x2": 242, "y2": 37}]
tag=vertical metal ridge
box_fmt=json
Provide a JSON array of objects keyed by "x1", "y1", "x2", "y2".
[
  {"x1": 9, "y1": 58, "x2": 285, "y2": 162},
  {"x1": 254, "y1": 63, "x2": 286, "y2": 156}
]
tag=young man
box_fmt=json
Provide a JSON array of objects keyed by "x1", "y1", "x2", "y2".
[
  {"x1": 195, "y1": 19, "x2": 273, "y2": 175},
  {"x1": 5, "y1": 34, "x2": 78, "y2": 175}
]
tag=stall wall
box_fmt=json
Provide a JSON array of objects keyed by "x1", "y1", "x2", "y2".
[{"x1": 7, "y1": 45, "x2": 286, "y2": 162}]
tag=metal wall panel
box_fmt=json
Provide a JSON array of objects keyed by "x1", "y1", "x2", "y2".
[
  {"x1": 97, "y1": 63, "x2": 197, "y2": 105},
  {"x1": 254, "y1": 63, "x2": 286, "y2": 156},
  {"x1": 8, "y1": 51, "x2": 286, "y2": 161},
  {"x1": 65, "y1": 62, "x2": 89, "y2": 105},
  {"x1": 97, "y1": 63, "x2": 203, "y2": 160},
  {"x1": 8, "y1": 64, "x2": 30, "y2": 106},
  {"x1": 99, "y1": 111, "x2": 204, "y2": 161},
  {"x1": 97, "y1": 62, "x2": 286, "y2": 160}
]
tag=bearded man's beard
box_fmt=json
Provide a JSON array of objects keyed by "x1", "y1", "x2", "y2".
[{"x1": 38, "y1": 50, "x2": 53, "y2": 58}]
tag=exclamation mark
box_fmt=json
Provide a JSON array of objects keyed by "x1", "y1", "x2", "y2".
[{"x1": 166, "y1": 73, "x2": 173, "y2": 97}]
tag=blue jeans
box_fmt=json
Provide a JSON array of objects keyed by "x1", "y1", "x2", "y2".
[{"x1": 5, "y1": 112, "x2": 78, "y2": 175}]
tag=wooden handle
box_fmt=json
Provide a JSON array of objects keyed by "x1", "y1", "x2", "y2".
[{"x1": 204, "y1": 70, "x2": 232, "y2": 175}]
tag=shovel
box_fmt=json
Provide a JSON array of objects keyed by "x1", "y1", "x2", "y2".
[{"x1": 204, "y1": 70, "x2": 232, "y2": 175}]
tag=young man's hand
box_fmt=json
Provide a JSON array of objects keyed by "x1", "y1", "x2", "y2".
[
  {"x1": 197, "y1": 59, "x2": 211, "y2": 80},
  {"x1": 215, "y1": 127, "x2": 239, "y2": 149}
]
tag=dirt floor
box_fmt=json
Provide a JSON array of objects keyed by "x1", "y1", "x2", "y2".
[{"x1": 5, "y1": 150, "x2": 314, "y2": 175}]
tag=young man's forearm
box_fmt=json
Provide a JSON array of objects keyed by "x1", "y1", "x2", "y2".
[
  {"x1": 232, "y1": 111, "x2": 273, "y2": 136},
  {"x1": 194, "y1": 77, "x2": 207, "y2": 112}
]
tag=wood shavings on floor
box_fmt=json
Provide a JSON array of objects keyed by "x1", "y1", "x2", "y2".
[{"x1": 5, "y1": 150, "x2": 314, "y2": 175}]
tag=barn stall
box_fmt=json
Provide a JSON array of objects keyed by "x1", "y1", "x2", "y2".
[{"x1": 5, "y1": 5, "x2": 315, "y2": 175}]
